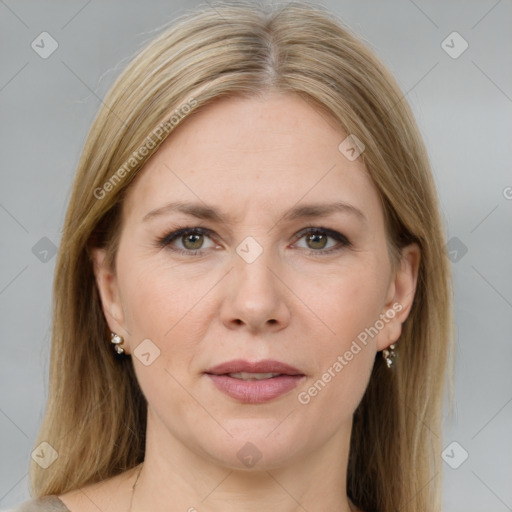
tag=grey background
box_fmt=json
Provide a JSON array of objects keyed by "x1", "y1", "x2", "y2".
[{"x1": 1, "y1": 1, "x2": 511, "y2": 510}]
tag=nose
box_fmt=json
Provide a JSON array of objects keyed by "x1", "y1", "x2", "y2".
[{"x1": 220, "y1": 247, "x2": 291, "y2": 333}]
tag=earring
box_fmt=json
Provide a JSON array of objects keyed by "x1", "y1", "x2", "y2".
[
  {"x1": 382, "y1": 343, "x2": 397, "y2": 368},
  {"x1": 110, "y1": 332, "x2": 126, "y2": 354}
]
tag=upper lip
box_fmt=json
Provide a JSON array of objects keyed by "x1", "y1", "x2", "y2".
[{"x1": 205, "y1": 359, "x2": 304, "y2": 376}]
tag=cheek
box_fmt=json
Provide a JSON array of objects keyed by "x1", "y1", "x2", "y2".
[
  {"x1": 116, "y1": 254, "x2": 221, "y2": 378},
  {"x1": 118, "y1": 259, "x2": 208, "y2": 412},
  {"x1": 118, "y1": 252, "x2": 203, "y2": 335},
  {"x1": 295, "y1": 255, "x2": 388, "y2": 344},
  {"x1": 292, "y1": 257, "x2": 388, "y2": 415}
]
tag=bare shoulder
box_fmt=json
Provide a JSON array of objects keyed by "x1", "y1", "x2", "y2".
[{"x1": 57, "y1": 467, "x2": 139, "y2": 512}]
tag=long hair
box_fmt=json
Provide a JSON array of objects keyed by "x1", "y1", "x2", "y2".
[{"x1": 29, "y1": 2, "x2": 454, "y2": 511}]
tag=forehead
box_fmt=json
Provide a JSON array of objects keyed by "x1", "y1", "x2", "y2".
[{"x1": 123, "y1": 92, "x2": 383, "y2": 228}]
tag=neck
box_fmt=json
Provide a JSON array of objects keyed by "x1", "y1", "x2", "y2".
[{"x1": 129, "y1": 410, "x2": 356, "y2": 512}]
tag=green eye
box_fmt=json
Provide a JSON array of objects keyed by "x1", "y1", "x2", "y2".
[
  {"x1": 182, "y1": 232, "x2": 204, "y2": 250},
  {"x1": 294, "y1": 228, "x2": 351, "y2": 254},
  {"x1": 305, "y1": 232, "x2": 328, "y2": 250},
  {"x1": 157, "y1": 226, "x2": 351, "y2": 257},
  {"x1": 158, "y1": 227, "x2": 215, "y2": 254}
]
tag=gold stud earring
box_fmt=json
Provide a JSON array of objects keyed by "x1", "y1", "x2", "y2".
[
  {"x1": 110, "y1": 332, "x2": 126, "y2": 354},
  {"x1": 382, "y1": 343, "x2": 397, "y2": 368}
]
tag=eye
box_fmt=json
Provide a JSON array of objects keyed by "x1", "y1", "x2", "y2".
[
  {"x1": 156, "y1": 225, "x2": 351, "y2": 256},
  {"x1": 156, "y1": 227, "x2": 218, "y2": 255},
  {"x1": 293, "y1": 227, "x2": 351, "y2": 255}
]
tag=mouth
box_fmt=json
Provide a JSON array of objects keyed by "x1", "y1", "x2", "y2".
[
  {"x1": 204, "y1": 359, "x2": 305, "y2": 403},
  {"x1": 221, "y1": 372, "x2": 289, "y2": 380}
]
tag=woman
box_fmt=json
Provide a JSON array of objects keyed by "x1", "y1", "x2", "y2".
[{"x1": 10, "y1": 1, "x2": 453, "y2": 511}]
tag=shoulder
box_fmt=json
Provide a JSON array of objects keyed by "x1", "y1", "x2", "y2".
[
  {"x1": 5, "y1": 465, "x2": 139, "y2": 512},
  {"x1": 1, "y1": 496, "x2": 71, "y2": 512},
  {"x1": 51, "y1": 466, "x2": 140, "y2": 512}
]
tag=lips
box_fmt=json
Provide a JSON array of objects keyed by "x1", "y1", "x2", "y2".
[
  {"x1": 205, "y1": 359, "x2": 304, "y2": 376},
  {"x1": 204, "y1": 359, "x2": 305, "y2": 404}
]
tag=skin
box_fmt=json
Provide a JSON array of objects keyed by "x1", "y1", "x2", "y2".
[{"x1": 59, "y1": 92, "x2": 419, "y2": 512}]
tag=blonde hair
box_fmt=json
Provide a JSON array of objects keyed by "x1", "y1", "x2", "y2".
[{"x1": 30, "y1": 2, "x2": 454, "y2": 511}]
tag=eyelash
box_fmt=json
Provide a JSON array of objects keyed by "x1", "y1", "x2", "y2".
[{"x1": 156, "y1": 225, "x2": 352, "y2": 257}]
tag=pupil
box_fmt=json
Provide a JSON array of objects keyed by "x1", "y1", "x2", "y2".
[
  {"x1": 183, "y1": 233, "x2": 203, "y2": 250},
  {"x1": 308, "y1": 233, "x2": 327, "y2": 249},
  {"x1": 181, "y1": 232, "x2": 328, "y2": 251}
]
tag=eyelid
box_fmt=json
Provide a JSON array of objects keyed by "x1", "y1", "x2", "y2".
[
  {"x1": 156, "y1": 225, "x2": 351, "y2": 255},
  {"x1": 292, "y1": 226, "x2": 351, "y2": 246},
  {"x1": 157, "y1": 226, "x2": 215, "y2": 248}
]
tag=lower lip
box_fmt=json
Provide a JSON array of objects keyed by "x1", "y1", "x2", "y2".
[{"x1": 206, "y1": 374, "x2": 305, "y2": 403}]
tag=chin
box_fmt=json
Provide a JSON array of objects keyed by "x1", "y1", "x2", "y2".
[{"x1": 196, "y1": 424, "x2": 306, "y2": 471}]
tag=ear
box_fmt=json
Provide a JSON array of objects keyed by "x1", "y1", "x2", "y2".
[
  {"x1": 376, "y1": 243, "x2": 421, "y2": 351},
  {"x1": 91, "y1": 248, "x2": 130, "y2": 353}
]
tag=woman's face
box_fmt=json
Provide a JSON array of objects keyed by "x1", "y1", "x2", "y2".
[{"x1": 93, "y1": 92, "x2": 419, "y2": 470}]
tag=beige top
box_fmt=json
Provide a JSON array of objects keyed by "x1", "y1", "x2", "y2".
[{"x1": 4, "y1": 496, "x2": 70, "y2": 512}]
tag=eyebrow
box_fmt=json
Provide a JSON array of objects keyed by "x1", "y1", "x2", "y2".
[{"x1": 142, "y1": 200, "x2": 367, "y2": 224}]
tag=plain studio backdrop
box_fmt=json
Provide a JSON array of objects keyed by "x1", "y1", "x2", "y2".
[{"x1": 0, "y1": 1, "x2": 511, "y2": 511}]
